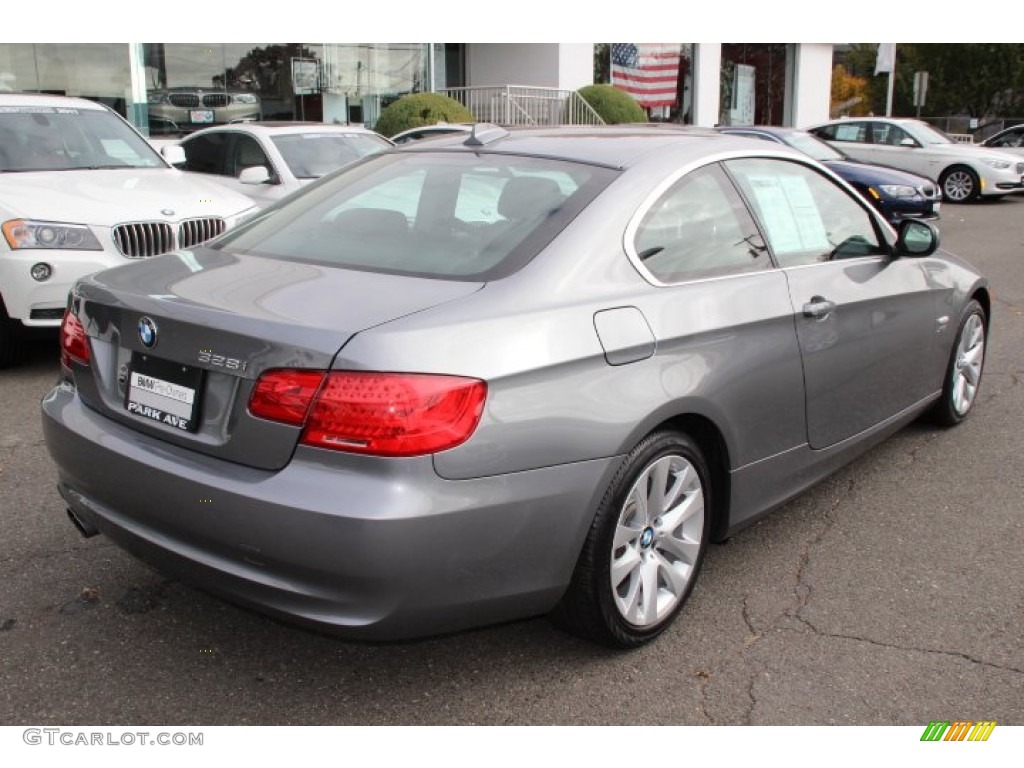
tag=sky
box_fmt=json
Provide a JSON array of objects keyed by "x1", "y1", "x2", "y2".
[{"x1": 3, "y1": 2, "x2": 1010, "y2": 44}]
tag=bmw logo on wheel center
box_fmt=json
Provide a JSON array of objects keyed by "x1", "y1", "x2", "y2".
[{"x1": 138, "y1": 317, "x2": 158, "y2": 348}]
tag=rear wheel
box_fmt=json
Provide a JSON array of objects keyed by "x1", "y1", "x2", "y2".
[
  {"x1": 552, "y1": 430, "x2": 711, "y2": 648},
  {"x1": 939, "y1": 165, "x2": 981, "y2": 203},
  {"x1": 931, "y1": 299, "x2": 986, "y2": 426}
]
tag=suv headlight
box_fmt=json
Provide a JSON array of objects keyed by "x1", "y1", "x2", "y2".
[
  {"x1": 876, "y1": 184, "x2": 918, "y2": 198},
  {"x1": 233, "y1": 93, "x2": 259, "y2": 105},
  {"x1": 2, "y1": 220, "x2": 103, "y2": 251},
  {"x1": 147, "y1": 92, "x2": 169, "y2": 105},
  {"x1": 981, "y1": 158, "x2": 1012, "y2": 170}
]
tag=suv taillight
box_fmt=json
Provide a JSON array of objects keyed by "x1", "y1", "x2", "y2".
[
  {"x1": 249, "y1": 370, "x2": 486, "y2": 457},
  {"x1": 59, "y1": 308, "x2": 90, "y2": 368}
]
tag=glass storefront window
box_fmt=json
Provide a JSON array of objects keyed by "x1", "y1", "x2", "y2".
[
  {"x1": 0, "y1": 43, "x2": 132, "y2": 112},
  {"x1": 719, "y1": 44, "x2": 790, "y2": 126}
]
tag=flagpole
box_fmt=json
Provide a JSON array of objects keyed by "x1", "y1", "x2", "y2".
[{"x1": 885, "y1": 44, "x2": 896, "y2": 117}]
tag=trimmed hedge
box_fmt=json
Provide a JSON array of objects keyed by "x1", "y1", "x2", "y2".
[
  {"x1": 373, "y1": 93, "x2": 475, "y2": 138},
  {"x1": 576, "y1": 84, "x2": 647, "y2": 124}
]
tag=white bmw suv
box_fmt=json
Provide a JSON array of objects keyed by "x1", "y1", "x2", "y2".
[
  {"x1": 806, "y1": 117, "x2": 1024, "y2": 203},
  {"x1": 0, "y1": 93, "x2": 257, "y2": 366}
]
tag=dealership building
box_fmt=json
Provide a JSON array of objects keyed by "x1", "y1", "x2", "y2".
[{"x1": 0, "y1": 43, "x2": 833, "y2": 134}]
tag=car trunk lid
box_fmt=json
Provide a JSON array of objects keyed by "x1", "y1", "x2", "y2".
[{"x1": 69, "y1": 248, "x2": 483, "y2": 470}]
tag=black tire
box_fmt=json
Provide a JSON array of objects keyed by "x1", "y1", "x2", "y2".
[
  {"x1": 552, "y1": 430, "x2": 711, "y2": 648},
  {"x1": 939, "y1": 165, "x2": 981, "y2": 203},
  {"x1": 0, "y1": 297, "x2": 25, "y2": 369},
  {"x1": 931, "y1": 299, "x2": 986, "y2": 427}
]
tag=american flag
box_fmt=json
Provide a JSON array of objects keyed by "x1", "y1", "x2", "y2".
[{"x1": 610, "y1": 43, "x2": 681, "y2": 108}]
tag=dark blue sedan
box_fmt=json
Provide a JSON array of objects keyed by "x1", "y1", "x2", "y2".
[{"x1": 718, "y1": 126, "x2": 941, "y2": 223}]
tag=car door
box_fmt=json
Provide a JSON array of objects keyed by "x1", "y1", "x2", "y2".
[
  {"x1": 725, "y1": 157, "x2": 940, "y2": 449},
  {"x1": 867, "y1": 121, "x2": 933, "y2": 178},
  {"x1": 221, "y1": 133, "x2": 292, "y2": 207}
]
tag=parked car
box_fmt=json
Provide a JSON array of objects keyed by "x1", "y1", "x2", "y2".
[
  {"x1": 805, "y1": 117, "x2": 1024, "y2": 202},
  {"x1": 164, "y1": 122, "x2": 393, "y2": 208},
  {"x1": 147, "y1": 87, "x2": 261, "y2": 130},
  {"x1": 0, "y1": 93, "x2": 257, "y2": 367},
  {"x1": 980, "y1": 124, "x2": 1024, "y2": 157},
  {"x1": 390, "y1": 123, "x2": 473, "y2": 144},
  {"x1": 717, "y1": 126, "x2": 941, "y2": 223},
  {"x1": 43, "y1": 126, "x2": 989, "y2": 648}
]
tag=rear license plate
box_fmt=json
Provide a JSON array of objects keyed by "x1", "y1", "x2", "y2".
[
  {"x1": 190, "y1": 109, "x2": 214, "y2": 124},
  {"x1": 125, "y1": 353, "x2": 203, "y2": 432}
]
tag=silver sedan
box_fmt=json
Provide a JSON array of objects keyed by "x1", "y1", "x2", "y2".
[{"x1": 43, "y1": 126, "x2": 988, "y2": 647}]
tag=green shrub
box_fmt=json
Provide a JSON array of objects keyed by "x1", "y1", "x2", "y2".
[
  {"x1": 373, "y1": 93, "x2": 475, "y2": 138},
  {"x1": 576, "y1": 84, "x2": 647, "y2": 124}
]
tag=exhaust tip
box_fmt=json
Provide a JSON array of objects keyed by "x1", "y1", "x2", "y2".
[{"x1": 67, "y1": 509, "x2": 100, "y2": 538}]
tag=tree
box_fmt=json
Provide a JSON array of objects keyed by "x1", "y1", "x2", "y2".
[
  {"x1": 830, "y1": 64, "x2": 871, "y2": 117},
  {"x1": 837, "y1": 44, "x2": 1024, "y2": 118}
]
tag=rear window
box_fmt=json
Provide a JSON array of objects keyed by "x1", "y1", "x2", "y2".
[
  {"x1": 214, "y1": 151, "x2": 616, "y2": 280},
  {"x1": 270, "y1": 132, "x2": 391, "y2": 178}
]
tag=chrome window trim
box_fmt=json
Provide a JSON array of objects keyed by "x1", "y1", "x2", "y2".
[{"x1": 623, "y1": 149, "x2": 892, "y2": 288}]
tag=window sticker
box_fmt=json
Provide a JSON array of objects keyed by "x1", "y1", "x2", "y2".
[{"x1": 745, "y1": 174, "x2": 829, "y2": 255}]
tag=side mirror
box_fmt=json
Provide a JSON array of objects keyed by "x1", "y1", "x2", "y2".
[
  {"x1": 899, "y1": 137, "x2": 917, "y2": 148},
  {"x1": 895, "y1": 219, "x2": 939, "y2": 257},
  {"x1": 161, "y1": 145, "x2": 186, "y2": 165},
  {"x1": 239, "y1": 166, "x2": 271, "y2": 185}
]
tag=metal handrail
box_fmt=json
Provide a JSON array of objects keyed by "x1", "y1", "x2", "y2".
[{"x1": 438, "y1": 85, "x2": 606, "y2": 127}]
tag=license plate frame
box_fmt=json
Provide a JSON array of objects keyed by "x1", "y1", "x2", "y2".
[
  {"x1": 190, "y1": 109, "x2": 215, "y2": 124},
  {"x1": 125, "y1": 353, "x2": 203, "y2": 432}
]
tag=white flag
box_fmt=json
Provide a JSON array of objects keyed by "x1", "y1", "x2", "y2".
[{"x1": 875, "y1": 43, "x2": 896, "y2": 75}]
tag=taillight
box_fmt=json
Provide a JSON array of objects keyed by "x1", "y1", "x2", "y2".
[
  {"x1": 59, "y1": 308, "x2": 90, "y2": 368},
  {"x1": 249, "y1": 369, "x2": 487, "y2": 457},
  {"x1": 248, "y1": 369, "x2": 325, "y2": 424}
]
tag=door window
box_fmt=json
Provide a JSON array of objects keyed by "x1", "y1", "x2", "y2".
[
  {"x1": 230, "y1": 134, "x2": 271, "y2": 177},
  {"x1": 725, "y1": 158, "x2": 886, "y2": 267},
  {"x1": 180, "y1": 132, "x2": 228, "y2": 175},
  {"x1": 871, "y1": 122, "x2": 917, "y2": 147}
]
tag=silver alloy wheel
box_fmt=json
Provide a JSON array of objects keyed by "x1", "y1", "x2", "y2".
[
  {"x1": 942, "y1": 170, "x2": 976, "y2": 202},
  {"x1": 952, "y1": 312, "x2": 985, "y2": 415},
  {"x1": 610, "y1": 454, "x2": 704, "y2": 627}
]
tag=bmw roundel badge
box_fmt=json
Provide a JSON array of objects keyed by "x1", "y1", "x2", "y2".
[{"x1": 138, "y1": 316, "x2": 158, "y2": 348}]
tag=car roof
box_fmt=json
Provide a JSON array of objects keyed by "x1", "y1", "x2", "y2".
[
  {"x1": 188, "y1": 121, "x2": 383, "y2": 135},
  {"x1": 0, "y1": 92, "x2": 107, "y2": 111},
  {"x1": 392, "y1": 124, "x2": 768, "y2": 170}
]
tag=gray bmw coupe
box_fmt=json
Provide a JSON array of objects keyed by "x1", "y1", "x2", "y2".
[{"x1": 42, "y1": 125, "x2": 989, "y2": 648}]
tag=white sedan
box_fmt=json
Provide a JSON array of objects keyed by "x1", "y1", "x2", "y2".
[
  {"x1": 806, "y1": 117, "x2": 1024, "y2": 202},
  {"x1": 162, "y1": 122, "x2": 394, "y2": 208}
]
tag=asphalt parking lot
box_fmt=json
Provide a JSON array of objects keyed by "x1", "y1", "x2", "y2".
[{"x1": 1, "y1": 198, "x2": 1022, "y2": 726}]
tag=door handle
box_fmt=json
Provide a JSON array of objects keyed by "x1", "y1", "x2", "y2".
[{"x1": 803, "y1": 296, "x2": 836, "y2": 320}]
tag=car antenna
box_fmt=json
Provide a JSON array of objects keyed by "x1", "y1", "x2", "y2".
[{"x1": 464, "y1": 123, "x2": 509, "y2": 147}]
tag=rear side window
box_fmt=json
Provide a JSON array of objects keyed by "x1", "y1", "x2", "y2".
[
  {"x1": 216, "y1": 152, "x2": 616, "y2": 281},
  {"x1": 632, "y1": 163, "x2": 770, "y2": 283}
]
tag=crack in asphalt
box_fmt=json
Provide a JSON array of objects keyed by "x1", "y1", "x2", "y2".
[
  {"x1": 790, "y1": 475, "x2": 856, "y2": 620},
  {"x1": 776, "y1": 624, "x2": 1024, "y2": 676}
]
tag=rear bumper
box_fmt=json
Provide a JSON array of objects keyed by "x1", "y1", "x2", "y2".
[{"x1": 42, "y1": 382, "x2": 617, "y2": 640}]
